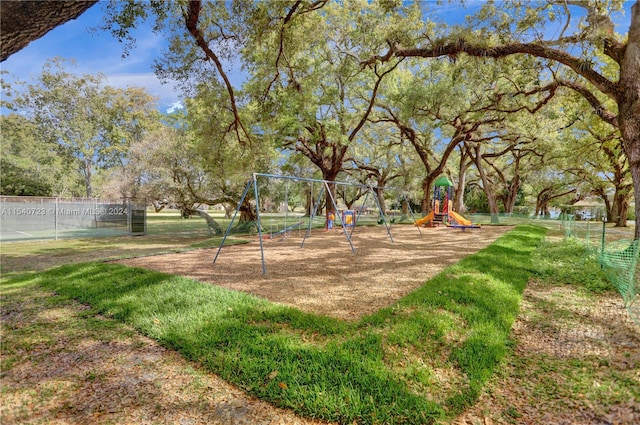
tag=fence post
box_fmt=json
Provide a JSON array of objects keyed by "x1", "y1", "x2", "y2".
[
  {"x1": 586, "y1": 220, "x2": 590, "y2": 247},
  {"x1": 55, "y1": 197, "x2": 58, "y2": 241},
  {"x1": 94, "y1": 197, "x2": 99, "y2": 235},
  {"x1": 600, "y1": 219, "x2": 606, "y2": 256},
  {"x1": 127, "y1": 199, "x2": 132, "y2": 236}
]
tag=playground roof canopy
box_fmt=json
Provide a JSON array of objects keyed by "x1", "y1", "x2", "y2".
[{"x1": 434, "y1": 176, "x2": 454, "y2": 187}]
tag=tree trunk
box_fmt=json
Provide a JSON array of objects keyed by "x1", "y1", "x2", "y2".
[
  {"x1": 421, "y1": 175, "x2": 435, "y2": 215},
  {"x1": 81, "y1": 158, "x2": 92, "y2": 198},
  {"x1": 223, "y1": 204, "x2": 233, "y2": 219},
  {"x1": 535, "y1": 190, "x2": 550, "y2": 216},
  {"x1": 152, "y1": 201, "x2": 166, "y2": 213},
  {"x1": 594, "y1": 187, "x2": 614, "y2": 223},
  {"x1": 472, "y1": 145, "x2": 499, "y2": 223},
  {"x1": 619, "y1": 115, "x2": 640, "y2": 233},
  {"x1": 618, "y1": 2, "x2": 640, "y2": 238},
  {"x1": 454, "y1": 152, "x2": 472, "y2": 213},
  {"x1": 1, "y1": 1, "x2": 98, "y2": 61},
  {"x1": 503, "y1": 175, "x2": 520, "y2": 214},
  {"x1": 401, "y1": 197, "x2": 409, "y2": 214},
  {"x1": 376, "y1": 185, "x2": 386, "y2": 215},
  {"x1": 612, "y1": 187, "x2": 631, "y2": 227},
  {"x1": 239, "y1": 197, "x2": 257, "y2": 222},
  {"x1": 192, "y1": 209, "x2": 223, "y2": 236},
  {"x1": 322, "y1": 170, "x2": 340, "y2": 214}
]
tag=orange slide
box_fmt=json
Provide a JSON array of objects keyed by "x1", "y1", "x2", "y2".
[
  {"x1": 449, "y1": 211, "x2": 472, "y2": 226},
  {"x1": 414, "y1": 211, "x2": 435, "y2": 226}
]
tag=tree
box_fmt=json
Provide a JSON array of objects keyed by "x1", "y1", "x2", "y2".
[
  {"x1": 452, "y1": 144, "x2": 474, "y2": 213},
  {"x1": 525, "y1": 147, "x2": 584, "y2": 217},
  {"x1": 279, "y1": 153, "x2": 323, "y2": 216},
  {"x1": 375, "y1": 57, "x2": 537, "y2": 219},
  {"x1": 245, "y1": 1, "x2": 403, "y2": 214},
  {"x1": 565, "y1": 120, "x2": 632, "y2": 226},
  {"x1": 101, "y1": 0, "x2": 256, "y2": 146},
  {"x1": 123, "y1": 123, "x2": 212, "y2": 217},
  {"x1": 347, "y1": 123, "x2": 407, "y2": 214},
  {"x1": 14, "y1": 58, "x2": 159, "y2": 197},
  {"x1": 184, "y1": 83, "x2": 275, "y2": 223},
  {"x1": 115, "y1": 82, "x2": 274, "y2": 226},
  {"x1": 0, "y1": 113, "x2": 83, "y2": 197},
  {"x1": 470, "y1": 122, "x2": 554, "y2": 215},
  {"x1": 368, "y1": 1, "x2": 640, "y2": 237}
]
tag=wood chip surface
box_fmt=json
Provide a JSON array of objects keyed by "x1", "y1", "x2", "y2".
[{"x1": 118, "y1": 225, "x2": 511, "y2": 320}]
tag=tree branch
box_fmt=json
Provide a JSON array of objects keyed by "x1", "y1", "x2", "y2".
[
  {"x1": 556, "y1": 79, "x2": 619, "y2": 127},
  {"x1": 376, "y1": 39, "x2": 620, "y2": 102},
  {"x1": 183, "y1": 1, "x2": 251, "y2": 145}
]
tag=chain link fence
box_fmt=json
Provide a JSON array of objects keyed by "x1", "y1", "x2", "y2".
[{"x1": 0, "y1": 196, "x2": 146, "y2": 241}]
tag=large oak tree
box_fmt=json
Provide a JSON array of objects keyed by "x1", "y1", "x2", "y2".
[{"x1": 368, "y1": 0, "x2": 640, "y2": 237}]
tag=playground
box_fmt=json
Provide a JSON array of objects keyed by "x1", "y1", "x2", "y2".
[
  {"x1": 117, "y1": 224, "x2": 510, "y2": 320},
  {"x1": 414, "y1": 176, "x2": 479, "y2": 229}
]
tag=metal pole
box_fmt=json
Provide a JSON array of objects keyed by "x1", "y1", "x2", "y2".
[
  {"x1": 600, "y1": 218, "x2": 606, "y2": 256},
  {"x1": 283, "y1": 179, "x2": 289, "y2": 238},
  {"x1": 126, "y1": 199, "x2": 132, "y2": 236},
  {"x1": 55, "y1": 197, "x2": 58, "y2": 240},
  {"x1": 253, "y1": 173, "x2": 267, "y2": 275},
  {"x1": 213, "y1": 179, "x2": 254, "y2": 265}
]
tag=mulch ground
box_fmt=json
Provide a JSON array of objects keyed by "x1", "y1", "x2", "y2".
[{"x1": 117, "y1": 225, "x2": 510, "y2": 320}]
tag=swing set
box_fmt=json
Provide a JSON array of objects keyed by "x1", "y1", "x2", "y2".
[{"x1": 212, "y1": 173, "x2": 420, "y2": 275}]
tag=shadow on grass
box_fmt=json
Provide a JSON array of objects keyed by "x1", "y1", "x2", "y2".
[
  {"x1": 363, "y1": 225, "x2": 547, "y2": 414},
  {"x1": 8, "y1": 224, "x2": 547, "y2": 425}
]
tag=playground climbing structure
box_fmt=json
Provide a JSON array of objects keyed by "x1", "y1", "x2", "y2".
[{"x1": 414, "y1": 176, "x2": 476, "y2": 228}]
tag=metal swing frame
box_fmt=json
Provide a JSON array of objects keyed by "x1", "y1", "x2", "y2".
[{"x1": 213, "y1": 173, "x2": 396, "y2": 275}]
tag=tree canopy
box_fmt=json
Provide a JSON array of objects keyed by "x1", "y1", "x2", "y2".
[{"x1": 3, "y1": 0, "x2": 639, "y2": 235}]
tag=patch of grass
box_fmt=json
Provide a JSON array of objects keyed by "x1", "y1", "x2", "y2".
[
  {"x1": 146, "y1": 213, "x2": 213, "y2": 235},
  {"x1": 0, "y1": 279, "x2": 133, "y2": 407},
  {"x1": 2, "y1": 274, "x2": 252, "y2": 424},
  {"x1": 471, "y1": 234, "x2": 639, "y2": 423},
  {"x1": 0, "y1": 236, "x2": 205, "y2": 274},
  {"x1": 532, "y1": 238, "x2": 614, "y2": 293},
  {"x1": 2, "y1": 225, "x2": 546, "y2": 424},
  {"x1": 500, "y1": 350, "x2": 640, "y2": 414}
]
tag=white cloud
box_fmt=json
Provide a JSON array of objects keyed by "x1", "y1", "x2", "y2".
[
  {"x1": 166, "y1": 101, "x2": 184, "y2": 114},
  {"x1": 104, "y1": 72, "x2": 183, "y2": 112}
]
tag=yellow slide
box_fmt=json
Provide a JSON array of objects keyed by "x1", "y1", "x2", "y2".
[
  {"x1": 414, "y1": 211, "x2": 435, "y2": 226},
  {"x1": 449, "y1": 211, "x2": 472, "y2": 226}
]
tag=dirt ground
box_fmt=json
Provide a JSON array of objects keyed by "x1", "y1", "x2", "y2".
[
  {"x1": 455, "y1": 280, "x2": 640, "y2": 425},
  {"x1": 117, "y1": 225, "x2": 511, "y2": 320}
]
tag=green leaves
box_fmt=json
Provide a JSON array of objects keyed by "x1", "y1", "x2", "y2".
[{"x1": 12, "y1": 58, "x2": 159, "y2": 197}]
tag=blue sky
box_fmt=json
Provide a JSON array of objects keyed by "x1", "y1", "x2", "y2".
[
  {"x1": 1, "y1": 1, "x2": 634, "y2": 115},
  {"x1": 1, "y1": 3, "x2": 184, "y2": 113}
]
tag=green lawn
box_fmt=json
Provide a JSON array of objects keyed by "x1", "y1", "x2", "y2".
[{"x1": 1, "y1": 225, "x2": 547, "y2": 424}]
